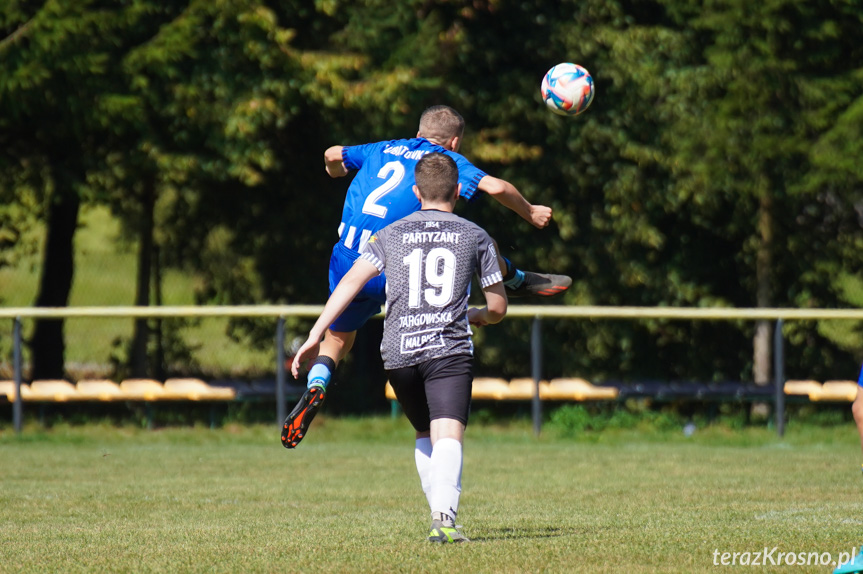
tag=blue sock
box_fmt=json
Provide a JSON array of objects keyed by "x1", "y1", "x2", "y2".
[
  {"x1": 504, "y1": 269, "x2": 525, "y2": 289},
  {"x1": 307, "y1": 363, "x2": 332, "y2": 389},
  {"x1": 501, "y1": 257, "x2": 525, "y2": 289}
]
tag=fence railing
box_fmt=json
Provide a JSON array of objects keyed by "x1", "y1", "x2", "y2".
[{"x1": 4, "y1": 305, "x2": 862, "y2": 436}]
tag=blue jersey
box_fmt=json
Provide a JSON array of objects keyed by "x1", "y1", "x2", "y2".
[{"x1": 336, "y1": 138, "x2": 487, "y2": 255}]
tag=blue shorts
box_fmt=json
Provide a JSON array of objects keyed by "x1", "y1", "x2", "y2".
[
  {"x1": 858, "y1": 363, "x2": 863, "y2": 388},
  {"x1": 328, "y1": 242, "x2": 387, "y2": 332}
]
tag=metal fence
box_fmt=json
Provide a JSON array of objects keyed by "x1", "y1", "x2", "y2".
[{"x1": 4, "y1": 305, "x2": 863, "y2": 436}]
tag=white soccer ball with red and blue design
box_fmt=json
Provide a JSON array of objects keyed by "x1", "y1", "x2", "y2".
[{"x1": 541, "y1": 63, "x2": 595, "y2": 116}]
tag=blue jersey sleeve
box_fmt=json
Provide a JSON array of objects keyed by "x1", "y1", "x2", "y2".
[
  {"x1": 447, "y1": 151, "x2": 487, "y2": 202},
  {"x1": 342, "y1": 141, "x2": 388, "y2": 172}
]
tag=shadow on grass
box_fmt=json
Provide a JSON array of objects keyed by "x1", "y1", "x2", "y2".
[{"x1": 470, "y1": 525, "x2": 578, "y2": 542}]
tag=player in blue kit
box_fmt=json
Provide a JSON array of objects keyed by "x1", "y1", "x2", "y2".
[
  {"x1": 834, "y1": 365, "x2": 863, "y2": 573},
  {"x1": 290, "y1": 153, "x2": 506, "y2": 542},
  {"x1": 853, "y1": 364, "x2": 863, "y2": 473},
  {"x1": 281, "y1": 105, "x2": 568, "y2": 449}
]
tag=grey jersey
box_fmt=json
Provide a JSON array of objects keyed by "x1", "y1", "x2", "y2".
[{"x1": 359, "y1": 210, "x2": 502, "y2": 370}]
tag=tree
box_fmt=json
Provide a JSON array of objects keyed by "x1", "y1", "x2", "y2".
[
  {"x1": 3, "y1": 0, "x2": 862, "y2": 391},
  {"x1": 0, "y1": 1, "x2": 142, "y2": 377},
  {"x1": 664, "y1": 0, "x2": 863, "y2": 381}
]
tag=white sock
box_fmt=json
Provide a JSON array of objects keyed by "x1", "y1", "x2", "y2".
[
  {"x1": 428, "y1": 437, "x2": 463, "y2": 521},
  {"x1": 414, "y1": 437, "x2": 433, "y2": 510}
]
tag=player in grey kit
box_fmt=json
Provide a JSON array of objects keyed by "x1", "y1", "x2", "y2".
[{"x1": 291, "y1": 152, "x2": 506, "y2": 543}]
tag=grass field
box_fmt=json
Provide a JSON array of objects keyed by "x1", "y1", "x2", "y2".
[{"x1": 1, "y1": 417, "x2": 862, "y2": 573}]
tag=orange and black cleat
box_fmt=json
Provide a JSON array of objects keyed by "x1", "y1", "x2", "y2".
[
  {"x1": 505, "y1": 271, "x2": 572, "y2": 298},
  {"x1": 281, "y1": 385, "x2": 327, "y2": 449}
]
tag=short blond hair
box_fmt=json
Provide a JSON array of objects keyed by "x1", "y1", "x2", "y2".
[{"x1": 418, "y1": 106, "x2": 465, "y2": 143}]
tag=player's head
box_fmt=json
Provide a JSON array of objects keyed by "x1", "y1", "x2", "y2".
[
  {"x1": 414, "y1": 152, "x2": 460, "y2": 205},
  {"x1": 418, "y1": 106, "x2": 465, "y2": 152}
]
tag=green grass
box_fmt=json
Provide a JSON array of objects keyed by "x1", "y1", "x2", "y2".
[
  {"x1": 1, "y1": 418, "x2": 862, "y2": 573},
  {"x1": 0, "y1": 205, "x2": 273, "y2": 376}
]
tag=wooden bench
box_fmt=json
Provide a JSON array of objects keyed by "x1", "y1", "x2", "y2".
[
  {"x1": 381, "y1": 378, "x2": 859, "y2": 404},
  {"x1": 384, "y1": 377, "x2": 619, "y2": 402}
]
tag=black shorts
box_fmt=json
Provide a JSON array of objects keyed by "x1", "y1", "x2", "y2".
[{"x1": 386, "y1": 354, "x2": 474, "y2": 433}]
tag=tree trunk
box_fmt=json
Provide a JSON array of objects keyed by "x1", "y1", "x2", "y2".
[
  {"x1": 753, "y1": 191, "x2": 773, "y2": 385},
  {"x1": 30, "y1": 189, "x2": 81, "y2": 380},
  {"x1": 130, "y1": 182, "x2": 156, "y2": 377}
]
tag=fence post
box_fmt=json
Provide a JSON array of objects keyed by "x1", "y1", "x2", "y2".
[
  {"x1": 13, "y1": 317, "x2": 23, "y2": 434},
  {"x1": 774, "y1": 318, "x2": 785, "y2": 437},
  {"x1": 276, "y1": 317, "x2": 286, "y2": 426},
  {"x1": 531, "y1": 315, "x2": 542, "y2": 437}
]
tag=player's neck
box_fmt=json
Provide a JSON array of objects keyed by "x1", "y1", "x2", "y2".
[
  {"x1": 420, "y1": 200, "x2": 455, "y2": 213},
  {"x1": 421, "y1": 136, "x2": 454, "y2": 151}
]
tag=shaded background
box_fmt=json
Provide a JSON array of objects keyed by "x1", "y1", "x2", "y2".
[{"x1": 1, "y1": 0, "x2": 863, "y2": 414}]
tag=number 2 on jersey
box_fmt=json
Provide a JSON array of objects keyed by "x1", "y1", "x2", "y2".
[
  {"x1": 403, "y1": 247, "x2": 456, "y2": 308},
  {"x1": 362, "y1": 161, "x2": 406, "y2": 218}
]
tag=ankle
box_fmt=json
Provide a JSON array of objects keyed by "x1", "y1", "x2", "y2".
[
  {"x1": 502, "y1": 257, "x2": 517, "y2": 281},
  {"x1": 503, "y1": 268, "x2": 525, "y2": 289},
  {"x1": 306, "y1": 356, "x2": 335, "y2": 389}
]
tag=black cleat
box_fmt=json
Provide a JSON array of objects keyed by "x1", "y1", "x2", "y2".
[
  {"x1": 281, "y1": 385, "x2": 326, "y2": 449},
  {"x1": 505, "y1": 271, "x2": 572, "y2": 298}
]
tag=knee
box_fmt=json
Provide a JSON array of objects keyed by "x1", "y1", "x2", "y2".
[{"x1": 852, "y1": 394, "x2": 863, "y2": 424}]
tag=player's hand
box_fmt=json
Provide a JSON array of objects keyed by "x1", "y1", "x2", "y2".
[
  {"x1": 467, "y1": 307, "x2": 489, "y2": 327},
  {"x1": 290, "y1": 338, "x2": 321, "y2": 378},
  {"x1": 529, "y1": 205, "x2": 553, "y2": 229}
]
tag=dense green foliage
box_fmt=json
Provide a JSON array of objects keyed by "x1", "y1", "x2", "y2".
[{"x1": 1, "y1": 1, "x2": 862, "y2": 397}]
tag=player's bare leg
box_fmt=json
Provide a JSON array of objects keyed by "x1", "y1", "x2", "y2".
[
  {"x1": 852, "y1": 387, "x2": 863, "y2": 468},
  {"x1": 282, "y1": 329, "x2": 356, "y2": 449},
  {"x1": 319, "y1": 329, "x2": 356, "y2": 366},
  {"x1": 430, "y1": 417, "x2": 465, "y2": 444}
]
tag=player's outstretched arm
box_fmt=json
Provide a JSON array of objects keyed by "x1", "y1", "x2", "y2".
[
  {"x1": 477, "y1": 175, "x2": 552, "y2": 229},
  {"x1": 467, "y1": 282, "x2": 507, "y2": 327},
  {"x1": 324, "y1": 145, "x2": 348, "y2": 178},
  {"x1": 291, "y1": 259, "x2": 379, "y2": 378}
]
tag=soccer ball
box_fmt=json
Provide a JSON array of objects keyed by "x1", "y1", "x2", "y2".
[{"x1": 541, "y1": 63, "x2": 595, "y2": 116}]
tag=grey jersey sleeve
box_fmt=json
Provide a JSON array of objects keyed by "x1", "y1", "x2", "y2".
[
  {"x1": 476, "y1": 229, "x2": 503, "y2": 288},
  {"x1": 359, "y1": 228, "x2": 388, "y2": 273}
]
